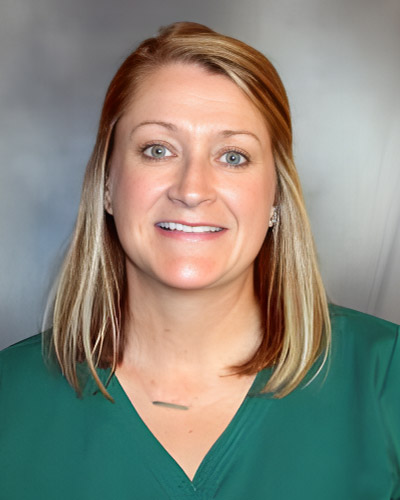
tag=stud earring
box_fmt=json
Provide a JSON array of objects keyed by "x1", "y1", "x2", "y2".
[
  {"x1": 269, "y1": 206, "x2": 279, "y2": 228},
  {"x1": 104, "y1": 177, "x2": 113, "y2": 215}
]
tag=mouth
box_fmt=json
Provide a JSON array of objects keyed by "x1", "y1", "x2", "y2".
[{"x1": 156, "y1": 222, "x2": 224, "y2": 233}]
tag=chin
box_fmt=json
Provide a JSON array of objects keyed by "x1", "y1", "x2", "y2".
[{"x1": 154, "y1": 260, "x2": 225, "y2": 291}]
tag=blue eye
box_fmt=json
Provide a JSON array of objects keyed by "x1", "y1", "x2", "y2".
[
  {"x1": 142, "y1": 144, "x2": 173, "y2": 159},
  {"x1": 220, "y1": 151, "x2": 247, "y2": 166}
]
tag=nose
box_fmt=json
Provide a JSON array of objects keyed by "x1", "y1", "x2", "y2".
[{"x1": 167, "y1": 155, "x2": 216, "y2": 208}]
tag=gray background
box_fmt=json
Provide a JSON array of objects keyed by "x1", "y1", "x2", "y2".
[{"x1": 1, "y1": 0, "x2": 399, "y2": 350}]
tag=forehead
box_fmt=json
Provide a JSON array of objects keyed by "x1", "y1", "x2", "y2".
[{"x1": 120, "y1": 63, "x2": 268, "y2": 136}]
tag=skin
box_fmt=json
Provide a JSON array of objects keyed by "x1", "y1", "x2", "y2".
[{"x1": 106, "y1": 63, "x2": 276, "y2": 479}]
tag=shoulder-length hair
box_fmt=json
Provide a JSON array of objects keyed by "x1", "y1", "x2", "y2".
[{"x1": 48, "y1": 22, "x2": 330, "y2": 399}]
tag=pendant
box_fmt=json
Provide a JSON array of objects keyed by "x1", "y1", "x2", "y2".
[{"x1": 152, "y1": 400, "x2": 190, "y2": 410}]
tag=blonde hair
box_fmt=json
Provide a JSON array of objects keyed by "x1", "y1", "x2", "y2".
[{"x1": 48, "y1": 22, "x2": 330, "y2": 399}]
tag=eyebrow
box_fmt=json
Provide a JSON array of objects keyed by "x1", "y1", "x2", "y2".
[
  {"x1": 130, "y1": 121, "x2": 261, "y2": 144},
  {"x1": 130, "y1": 121, "x2": 177, "y2": 137},
  {"x1": 220, "y1": 129, "x2": 261, "y2": 144}
]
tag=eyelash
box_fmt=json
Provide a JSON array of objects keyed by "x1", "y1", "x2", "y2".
[
  {"x1": 138, "y1": 142, "x2": 174, "y2": 162},
  {"x1": 138, "y1": 142, "x2": 251, "y2": 167},
  {"x1": 218, "y1": 147, "x2": 250, "y2": 168}
]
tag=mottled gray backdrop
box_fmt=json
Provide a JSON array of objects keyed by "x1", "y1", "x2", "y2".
[{"x1": 1, "y1": 0, "x2": 399, "y2": 349}]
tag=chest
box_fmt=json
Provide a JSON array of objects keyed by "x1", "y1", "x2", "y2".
[
  {"x1": 115, "y1": 370, "x2": 256, "y2": 480},
  {"x1": 1, "y1": 372, "x2": 396, "y2": 499}
]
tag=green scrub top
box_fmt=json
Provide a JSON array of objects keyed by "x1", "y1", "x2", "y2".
[{"x1": 1, "y1": 305, "x2": 399, "y2": 499}]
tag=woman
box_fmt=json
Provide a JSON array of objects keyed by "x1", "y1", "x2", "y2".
[{"x1": 1, "y1": 22, "x2": 399, "y2": 499}]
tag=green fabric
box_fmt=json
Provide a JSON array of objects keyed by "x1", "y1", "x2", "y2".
[{"x1": 1, "y1": 305, "x2": 399, "y2": 499}]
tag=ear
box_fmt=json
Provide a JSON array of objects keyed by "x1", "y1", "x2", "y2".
[
  {"x1": 104, "y1": 175, "x2": 113, "y2": 215},
  {"x1": 268, "y1": 206, "x2": 278, "y2": 227}
]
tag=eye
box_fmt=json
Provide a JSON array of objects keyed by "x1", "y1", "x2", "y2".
[
  {"x1": 219, "y1": 150, "x2": 248, "y2": 166},
  {"x1": 142, "y1": 144, "x2": 174, "y2": 159}
]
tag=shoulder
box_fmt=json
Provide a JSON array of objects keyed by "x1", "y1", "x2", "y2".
[
  {"x1": 1, "y1": 333, "x2": 45, "y2": 374},
  {"x1": 329, "y1": 303, "x2": 398, "y2": 334},
  {"x1": 0, "y1": 331, "x2": 66, "y2": 395},
  {"x1": 329, "y1": 303, "x2": 399, "y2": 353},
  {"x1": 326, "y1": 304, "x2": 399, "y2": 395},
  {"x1": 1, "y1": 332, "x2": 43, "y2": 359},
  {"x1": 0, "y1": 333, "x2": 107, "y2": 404}
]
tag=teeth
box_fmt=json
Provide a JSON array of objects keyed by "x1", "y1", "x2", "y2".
[{"x1": 158, "y1": 222, "x2": 223, "y2": 233}]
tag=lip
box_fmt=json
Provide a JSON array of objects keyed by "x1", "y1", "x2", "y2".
[
  {"x1": 155, "y1": 220, "x2": 226, "y2": 228},
  {"x1": 155, "y1": 220, "x2": 227, "y2": 241}
]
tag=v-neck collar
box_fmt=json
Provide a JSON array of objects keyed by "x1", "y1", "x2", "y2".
[{"x1": 107, "y1": 368, "x2": 273, "y2": 498}]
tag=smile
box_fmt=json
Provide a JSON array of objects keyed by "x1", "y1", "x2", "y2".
[{"x1": 156, "y1": 222, "x2": 223, "y2": 233}]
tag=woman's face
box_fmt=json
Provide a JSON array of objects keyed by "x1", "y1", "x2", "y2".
[{"x1": 107, "y1": 63, "x2": 276, "y2": 292}]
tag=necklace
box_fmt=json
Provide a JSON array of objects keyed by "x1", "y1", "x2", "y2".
[{"x1": 152, "y1": 400, "x2": 190, "y2": 411}]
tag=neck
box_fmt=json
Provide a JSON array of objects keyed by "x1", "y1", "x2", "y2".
[{"x1": 121, "y1": 268, "x2": 262, "y2": 378}]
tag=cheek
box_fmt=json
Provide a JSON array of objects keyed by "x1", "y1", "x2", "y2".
[
  {"x1": 237, "y1": 173, "x2": 276, "y2": 257},
  {"x1": 111, "y1": 170, "x2": 160, "y2": 220},
  {"x1": 230, "y1": 175, "x2": 275, "y2": 227},
  {"x1": 109, "y1": 169, "x2": 172, "y2": 258},
  {"x1": 108, "y1": 174, "x2": 146, "y2": 252}
]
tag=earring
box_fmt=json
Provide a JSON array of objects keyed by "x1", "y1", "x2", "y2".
[
  {"x1": 104, "y1": 176, "x2": 113, "y2": 215},
  {"x1": 269, "y1": 206, "x2": 279, "y2": 228}
]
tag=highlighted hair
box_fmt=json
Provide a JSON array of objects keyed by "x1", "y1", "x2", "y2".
[{"x1": 46, "y1": 22, "x2": 330, "y2": 399}]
